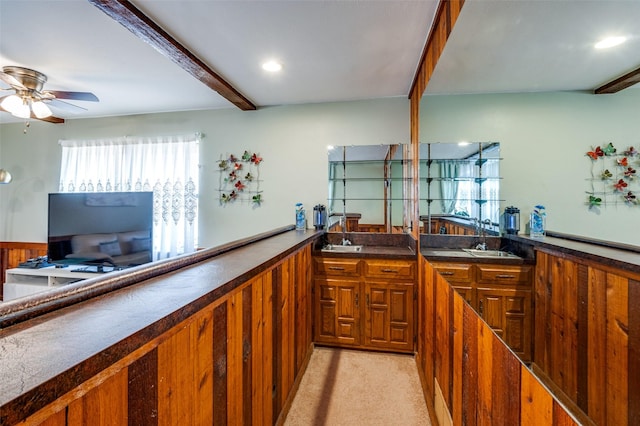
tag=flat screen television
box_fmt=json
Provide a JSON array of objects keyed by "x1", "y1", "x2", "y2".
[{"x1": 47, "y1": 192, "x2": 154, "y2": 268}]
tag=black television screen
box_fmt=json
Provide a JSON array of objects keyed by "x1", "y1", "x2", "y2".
[{"x1": 47, "y1": 192, "x2": 154, "y2": 267}]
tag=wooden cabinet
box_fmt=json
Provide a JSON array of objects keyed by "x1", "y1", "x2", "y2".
[
  {"x1": 313, "y1": 257, "x2": 415, "y2": 353},
  {"x1": 431, "y1": 261, "x2": 533, "y2": 362}
]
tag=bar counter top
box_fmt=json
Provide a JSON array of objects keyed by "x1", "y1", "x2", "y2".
[{"x1": 0, "y1": 228, "x2": 321, "y2": 425}]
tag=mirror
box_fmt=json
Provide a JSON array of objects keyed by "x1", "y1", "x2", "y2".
[
  {"x1": 419, "y1": 142, "x2": 501, "y2": 235},
  {"x1": 327, "y1": 144, "x2": 409, "y2": 233}
]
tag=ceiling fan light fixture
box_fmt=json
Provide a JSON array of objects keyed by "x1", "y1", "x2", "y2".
[
  {"x1": 0, "y1": 169, "x2": 12, "y2": 184},
  {"x1": 595, "y1": 36, "x2": 627, "y2": 49},
  {"x1": 1, "y1": 94, "x2": 23, "y2": 113},
  {"x1": 11, "y1": 101, "x2": 31, "y2": 119},
  {"x1": 31, "y1": 100, "x2": 52, "y2": 118}
]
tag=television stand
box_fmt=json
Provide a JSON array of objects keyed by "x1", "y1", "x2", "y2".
[{"x1": 2, "y1": 266, "x2": 105, "y2": 302}]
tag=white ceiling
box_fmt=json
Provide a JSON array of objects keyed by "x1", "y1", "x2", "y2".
[
  {"x1": 0, "y1": 0, "x2": 437, "y2": 123},
  {"x1": 428, "y1": 0, "x2": 640, "y2": 95},
  {"x1": 1, "y1": 0, "x2": 639, "y2": 125}
]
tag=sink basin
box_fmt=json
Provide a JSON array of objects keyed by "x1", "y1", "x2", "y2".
[
  {"x1": 322, "y1": 244, "x2": 363, "y2": 253},
  {"x1": 424, "y1": 249, "x2": 471, "y2": 257},
  {"x1": 463, "y1": 249, "x2": 520, "y2": 258}
]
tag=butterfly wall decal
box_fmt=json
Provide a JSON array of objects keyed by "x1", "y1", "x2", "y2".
[
  {"x1": 603, "y1": 143, "x2": 617, "y2": 156},
  {"x1": 587, "y1": 146, "x2": 604, "y2": 160},
  {"x1": 242, "y1": 150, "x2": 252, "y2": 162},
  {"x1": 218, "y1": 160, "x2": 228, "y2": 170},
  {"x1": 617, "y1": 157, "x2": 628, "y2": 167},
  {"x1": 624, "y1": 191, "x2": 637, "y2": 203},
  {"x1": 588, "y1": 195, "x2": 602, "y2": 207},
  {"x1": 252, "y1": 194, "x2": 262, "y2": 205},
  {"x1": 235, "y1": 180, "x2": 246, "y2": 191},
  {"x1": 601, "y1": 169, "x2": 613, "y2": 179},
  {"x1": 624, "y1": 167, "x2": 637, "y2": 178},
  {"x1": 229, "y1": 154, "x2": 238, "y2": 163},
  {"x1": 624, "y1": 146, "x2": 638, "y2": 157},
  {"x1": 614, "y1": 179, "x2": 628, "y2": 191},
  {"x1": 251, "y1": 153, "x2": 263, "y2": 165}
]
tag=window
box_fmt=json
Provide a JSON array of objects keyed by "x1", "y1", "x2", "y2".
[{"x1": 58, "y1": 134, "x2": 200, "y2": 259}]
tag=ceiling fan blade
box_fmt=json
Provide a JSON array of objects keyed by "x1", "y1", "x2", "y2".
[
  {"x1": 44, "y1": 90, "x2": 99, "y2": 102},
  {"x1": 31, "y1": 112, "x2": 64, "y2": 124},
  {"x1": 46, "y1": 98, "x2": 89, "y2": 113},
  {"x1": 0, "y1": 71, "x2": 26, "y2": 90}
]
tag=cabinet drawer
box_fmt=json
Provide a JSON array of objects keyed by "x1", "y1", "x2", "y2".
[
  {"x1": 431, "y1": 262, "x2": 474, "y2": 282},
  {"x1": 363, "y1": 259, "x2": 415, "y2": 280},
  {"x1": 476, "y1": 264, "x2": 532, "y2": 286},
  {"x1": 314, "y1": 258, "x2": 360, "y2": 276}
]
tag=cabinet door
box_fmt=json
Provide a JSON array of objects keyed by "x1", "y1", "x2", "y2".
[
  {"x1": 314, "y1": 278, "x2": 361, "y2": 346},
  {"x1": 364, "y1": 281, "x2": 414, "y2": 352},
  {"x1": 477, "y1": 287, "x2": 532, "y2": 362}
]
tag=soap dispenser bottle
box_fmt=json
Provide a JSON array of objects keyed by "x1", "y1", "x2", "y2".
[
  {"x1": 295, "y1": 203, "x2": 306, "y2": 230},
  {"x1": 529, "y1": 205, "x2": 546, "y2": 238}
]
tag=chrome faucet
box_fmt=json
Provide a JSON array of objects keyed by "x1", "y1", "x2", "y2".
[{"x1": 474, "y1": 219, "x2": 492, "y2": 250}]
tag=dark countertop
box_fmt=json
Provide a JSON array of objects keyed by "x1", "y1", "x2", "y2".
[
  {"x1": 0, "y1": 228, "x2": 322, "y2": 425},
  {"x1": 509, "y1": 234, "x2": 640, "y2": 275}
]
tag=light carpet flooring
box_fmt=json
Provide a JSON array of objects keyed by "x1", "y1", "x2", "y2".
[{"x1": 284, "y1": 347, "x2": 431, "y2": 426}]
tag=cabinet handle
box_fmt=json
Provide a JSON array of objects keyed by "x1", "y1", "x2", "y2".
[
  {"x1": 496, "y1": 274, "x2": 515, "y2": 279},
  {"x1": 479, "y1": 300, "x2": 484, "y2": 316},
  {"x1": 355, "y1": 294, "x2": 359, "y2": 307},
  {"x1": 440, "y1": 271, "x2": 454, "y2": 276},
  {"x1": 328, "y1": 266, "x2": 345, "y2": 271},
  {"x1": 381, "y1": 269, "x2": 398, "y2": 273}
]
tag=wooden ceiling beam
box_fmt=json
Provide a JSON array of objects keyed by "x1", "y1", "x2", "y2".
[
  {"x1": 594, "y1": 65, "x2": 640, "y2": 94},
  {"x1": 88, "y1": 0, "x2": 256, "y2": 111}
]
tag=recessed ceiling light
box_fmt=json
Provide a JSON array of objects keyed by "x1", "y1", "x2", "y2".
[
  {"x1": 595, "y1": 36, "x2": 627, "y2": 49},
  {"x1": 262, "y1": 60, "x2": 283, "y2": 72},
  {"x1": 458, "y1": 141, "x2": 470, "y2": 146}
]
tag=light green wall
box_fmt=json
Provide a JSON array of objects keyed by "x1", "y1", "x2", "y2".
[
  {"x1": 420, "y1": 89, "x2": 640, "y2": 246},
  {"x1": 0, "y1": 98, "x2": 409, "y2": 247}
]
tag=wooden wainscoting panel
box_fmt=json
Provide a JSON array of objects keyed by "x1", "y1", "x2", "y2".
[
  {"x1": 67, "y1": 368, "x2": 128, "y2": 424},
  {"x1": 605, "y1": 273, "x2": 629, "y2": 426},
  {"x1": 521, "y1": 364, "x2": 553, "y2": 424},
  {"x1": 586, "y1": 267, "x2": 607, "y2": 425}
]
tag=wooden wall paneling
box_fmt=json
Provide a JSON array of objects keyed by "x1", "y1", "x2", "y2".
[
  {"x1": 461, "y1": 303, "x2": 478, "y2": 426},
  {"x1": 520, "y1": 364, "x2": 553, "y2": 424},
  {"x1": 492, "y1": 330, "x2": 522, "y2": 425},
  {"x1": 272, "y1": 265, "x2": 282, "y2": 418},
  {"x1": 605, "y1": 273, "x2": 628, "y2": 426},
  {"x1": 242, "y1": 285, "x2": 253, "y2": 425},
  {"x1": 67, "y1": 368, "x2": 128, "y2": 424},
  {"x1": 476, "y1": 319, "x2": 493, "y2": 423},
  {"x1": 33, "y1": 409, "x2": 66, "y2": 426},
  {"x1": 157, "y1": 319, "x2": 195, "y2": 424},
  {"x1": 262, "y1": 271, "x2": 275, "y2": 425},
  {"x1": 452, "y1": 291, "x2": 464, "y2": 426},
  {"x1": 587, "y1": 267, "x2": 606, "y2": 424},
  {"x1": 213, "y1": 302, "x2": 228, "y2": 425},
  {"x1": 576, "y1": 264, "x2": 589, "y2": 412},
  {"x1": 421, "y1": 257, "x2": 436, "y2": 401},
  {"x1": 251, "y1": 275, "x2": 265, "y2": 425},
  {"x1": 193, "y1": 307, "x2": 215, "y2": 424},
  {"x1": 549, "y1": 255, "x2": 565, "y2": 390},
  {"x1": 128, "y1": 348, "x2": 159, "y2": 425},
  {"x1": 227, "y1": 290, "x2": 244, "y2": 424},
  {"x1": 534, "y1": 251, "x2": 551, "y2": 370},
  {"x1": 562, "y1": 259, "x2": 579, "y2": 401},
  {"x1": 629, "y1": 279, "x2": 640, "y2": 425},
  {"x1": 434, "y1": 273, "x2": 452, "y2": 410}
]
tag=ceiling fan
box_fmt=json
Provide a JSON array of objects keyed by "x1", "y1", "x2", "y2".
[{"x1": 0, "y1": 65, "x2": 99, "y2": 123}]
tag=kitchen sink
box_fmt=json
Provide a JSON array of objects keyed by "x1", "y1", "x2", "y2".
[
  {"x1": 321, "y1": 244, "x2": 363, "y2": 253},
  {"x1": 463, "y1": 249, "x2": 520, "y2": 258}
]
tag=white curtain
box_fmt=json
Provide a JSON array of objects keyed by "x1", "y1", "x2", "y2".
[
  {"x1": 439, "y1": 160, "x2": 459, "y2": 214},
  {"x1": 59, "y1": 134, "x2": 200, "y2": 260}
]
